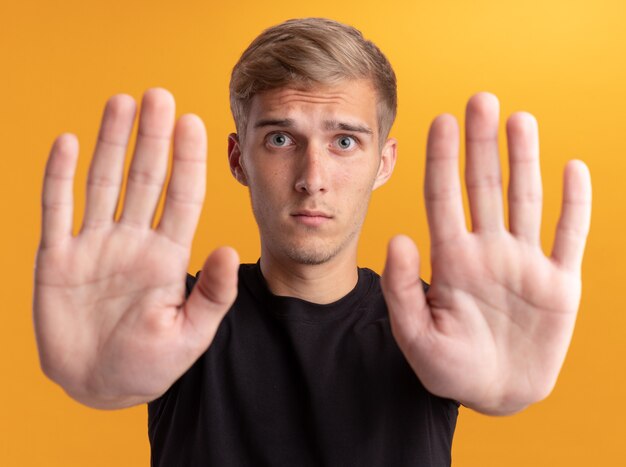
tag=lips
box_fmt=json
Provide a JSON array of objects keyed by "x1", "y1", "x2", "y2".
[
  {"x1": 291, "y1": 209, "x2": 332, "y2": 218},
  {"x1": 290, "y1": 209, "x2": 333, "y2": 227}
]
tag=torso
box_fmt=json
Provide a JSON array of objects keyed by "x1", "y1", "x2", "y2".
[{"x1": 148, "y1": 263, "x2": 458, "y2": 466}]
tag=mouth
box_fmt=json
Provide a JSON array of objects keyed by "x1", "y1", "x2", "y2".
[
  {"x1": 292, "y1": 209, "x2": 332, "y2": 218},
  {"x1": 290, "y1": 210, "x2": 333, "y2": 227}
]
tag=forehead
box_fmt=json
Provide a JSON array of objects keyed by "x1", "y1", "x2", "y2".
[{"x1": 247, "y1": 79, "x2": 379, "y2": 131}]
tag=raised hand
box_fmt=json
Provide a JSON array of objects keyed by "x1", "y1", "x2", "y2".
[
  {"x1": 33, "y1": 89, "x2": 239, "y2": 409},
  {"x1": 381, "y1": 92, "x2": 592, "y2": 415}
]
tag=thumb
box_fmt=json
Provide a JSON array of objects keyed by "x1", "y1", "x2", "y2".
[
  {"x1": 182, "y1": 246, "x2": 239, "y2": 349},
  {"x1": 381, "y1": 235, "x2": 430, "y2": 345}
]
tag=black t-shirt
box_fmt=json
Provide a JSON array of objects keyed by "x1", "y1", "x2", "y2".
[{"x1": 148, "y1": 262, "x2": 459, "y2": 466}]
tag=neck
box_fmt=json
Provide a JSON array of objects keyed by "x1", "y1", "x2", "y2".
[{"x1": 259, "y1": 246, "x2": 359, "y2": 305}]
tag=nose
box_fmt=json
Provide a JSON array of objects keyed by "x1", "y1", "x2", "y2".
[{"x1": 294, "y1": 143, "x2": 328, "y2": 194}]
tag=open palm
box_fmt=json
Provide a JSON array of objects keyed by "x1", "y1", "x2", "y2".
[
  {"x1": 381, "y1": 93, "x2": 592, "y2": 415},
  {"x1": 33, "y1": 89, "x2": 239, "y2": 409}
]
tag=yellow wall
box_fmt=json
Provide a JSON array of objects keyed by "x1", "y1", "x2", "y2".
[{"x1": 2, "y1": 0, "x2": 624, "y2": 465}]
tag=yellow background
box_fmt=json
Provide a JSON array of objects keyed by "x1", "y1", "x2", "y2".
[{"x1": 2, "y1": 0, "x2": 624, "y2": 465}]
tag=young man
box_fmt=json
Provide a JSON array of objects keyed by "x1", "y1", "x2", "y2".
[{"x1": 33, "y1": 18, "x2": 592, "y2": 466}]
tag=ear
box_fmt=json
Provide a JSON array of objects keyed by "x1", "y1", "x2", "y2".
[
  {"x1": 228, "y1": 133, "x2": 249, "y2": 186},
  {"x1": 372, "y1": 137, "x2": 398, "y2": 190}
]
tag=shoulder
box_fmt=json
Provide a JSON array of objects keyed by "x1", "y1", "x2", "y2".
[
  {"x1": 184, "y1": 263, "x2": 259, "y2": 300},
  {"x1": 359, "y1": 267, "x2": 430, "y2": 294}
]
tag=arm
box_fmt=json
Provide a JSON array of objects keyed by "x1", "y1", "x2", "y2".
[
  {"x1": 33, "y1": 88, "x2": 239, "y2": 409},
  {"x1": 381, "y1": 92, "x2": 592, "y2": 415}
]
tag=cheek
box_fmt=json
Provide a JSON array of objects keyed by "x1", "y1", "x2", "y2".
[
  {"x1": 336, "y1": 161, "x2": 378, "y2": 197},
  {"x1": 335, "y1": 166, "x2": 353, "y2": 187},
  {"x1": 332, "y1": 171, "x2": 374, "y2": 225},
  {"x1": 247, "y1": 166, "x2": 289, "y2": 211}
]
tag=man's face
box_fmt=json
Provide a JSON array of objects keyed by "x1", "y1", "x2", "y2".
[{"x1": 228, "y1": 79, "x2": 397, "y2": 266}]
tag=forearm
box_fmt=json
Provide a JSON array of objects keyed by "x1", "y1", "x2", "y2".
[
  {"x1": 62, "y1": 384, "x2": 163, "y2": 410},
  {"x1": 41, "y1": 362, "x2": 163, "y2": 410},
  {"x1": 460, "y1": 399, "x2": 532, "y2": 416},
  {"x1": 456, "y1": 382, "x2": 553, "y2": 416}
]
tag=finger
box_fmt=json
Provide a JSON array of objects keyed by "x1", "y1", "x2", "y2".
[
  {"x1": 465, "y1": 92, "x2": 504, "y2": 232},
  {"x1": 550, "y1": 160, "x2": 592, "y2": 271},
  {"x1": 181, "y1": 246, "x2": 239, "y2": 350},
  {"x1": 507, "y1": 112, "x2": 542, "y2": 243},
  {"x1": 157, "y1": 114, "x2": 207, "y2": 247},
  {"x1": 119, "y1": 88, "x2": 175, "y2": 228},
  {"x1": 82, "y1": 94, "x2": 136, "y2": 230},
  {"x1": 424, "y1": 114, "x2": 467, "y2": 245},
  {"x1": 40, "y1": 134, "x2": 79, "y2": 248},
  {"x1": 381, "y1": 235, "x2": 431, "y2": 346}
]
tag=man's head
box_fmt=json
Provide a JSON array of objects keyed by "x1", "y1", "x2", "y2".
[
  {"x1": 229, "y1": 17, "x2": 397, "y2": 148},
  {"x1": 227, "y1": 18, "x2": 398, "y2": 267}
]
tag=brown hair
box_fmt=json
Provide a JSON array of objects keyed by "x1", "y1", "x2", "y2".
[{"x1": 229, "y1": 17, "x2": 397, "y2": 147}]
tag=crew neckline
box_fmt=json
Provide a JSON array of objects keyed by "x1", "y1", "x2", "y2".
[{"x1": 240, "y1": 260, "x2": 378, "y2": 325}]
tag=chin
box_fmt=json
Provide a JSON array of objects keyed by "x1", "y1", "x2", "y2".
[
  {"x1": 281, "y1": 241, "x2": 337, "y2": 265},
  {"x1": 280, "y1": 234, "x2": 354, "y2": 266},
  {"x1": 262, "y1": 224, "x2": 360, "y2": 266},
  {"x1": 285, "y1": 249, "x2": 336, "y2": 266}
]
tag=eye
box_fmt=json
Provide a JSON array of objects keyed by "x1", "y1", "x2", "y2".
[
  {"x1": 267, "y1": 133, "x2": 294, "y2": 147},
  {"x1": 334, "y1": 135, "x2": 357, "y2": 150}
]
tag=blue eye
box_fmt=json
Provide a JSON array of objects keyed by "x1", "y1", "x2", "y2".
[
  {"x1": 335, "y1": 135, "x2": 357, "y2": 150},
  {"x1": 268, "y1": 133, "x2": 293, "y2": 147}
]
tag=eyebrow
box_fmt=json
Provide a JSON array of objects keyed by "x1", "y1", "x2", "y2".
[
  {"x1": 325, "y1": 119, "x2": 374, "y2": 135},
  {"x1": 253, "y1": 118, "x2": 374, "y2": 135}
]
